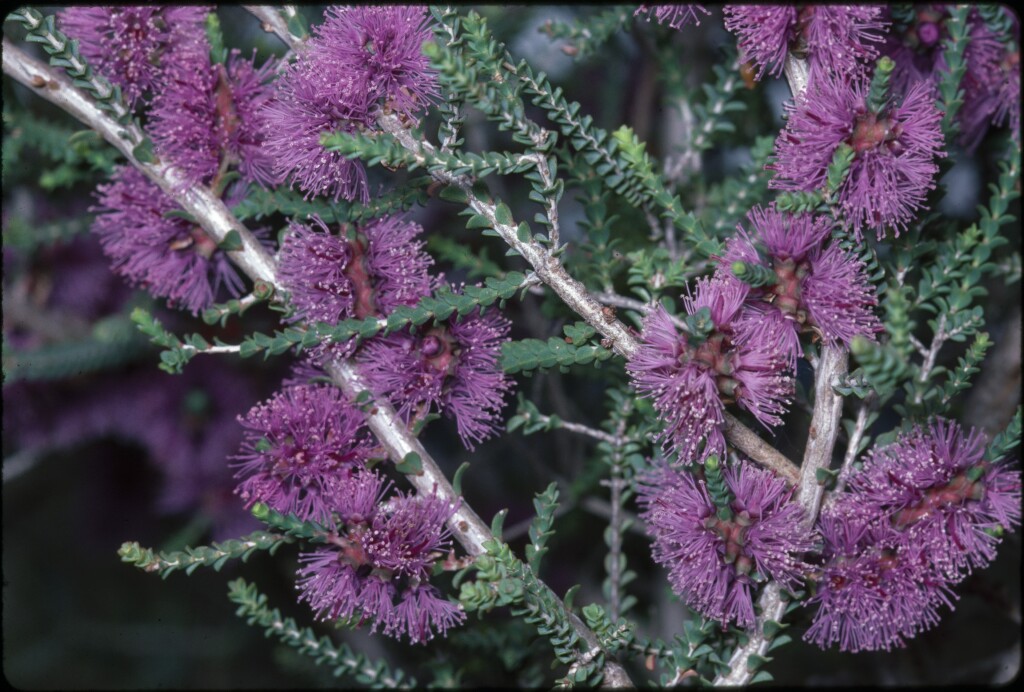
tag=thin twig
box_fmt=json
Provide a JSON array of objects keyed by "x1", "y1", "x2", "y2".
[{"x1": 242, "y1": 6, "x2": 303, "y2": 51}]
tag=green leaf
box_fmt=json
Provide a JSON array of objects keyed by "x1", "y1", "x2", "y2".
[
  {"x1": 395, "y1": 451, "x2": 423, "y2": 475},
  {"x1": 218, "y1": 230, "x2": 243, "y2": 252}
]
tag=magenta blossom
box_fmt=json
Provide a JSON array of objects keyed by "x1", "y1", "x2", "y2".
[
  {"x1": 845, "y1": 418, "x2": 1021, "y2": 582},
  {"x1": 149, "y1": 49, "x2": 277, "y2": 189},
  {"x1": 627, "y1": 278, "x2": 793, "y2": 464},
  {"x1": 277, "y1": 214, "x2": 437, "y2": 362},
  {"x1": 91, "y1": 166, "x2": 248, "y2": 314},
  {"x1": 58, "y1": 6, "x2": 209, "y2": 107},
  {"x1": 296, "y1": 469, "x2": 465, "y2": 643},
  {"x1": 719, "y1": 205, "x2": 881, "y2": 366},
  {"x1": 724, "y1": 5, "x2": 887, "y2": 84},
  {"x1": 261, "y1": 5, "x2": 438, "y2": 201},
  {"x1": 806, "y1": 503, "x2": 957, "y2": 652},
  {"x1": 356, "y1": 299, "x2": 513, "y2": 450},
  {"x1": 233, "y1": 384, "x2": 378, "y2": 523},
  {"x1": 638, "y1": 458, "x2": 812, "y2": 627},
  {"x1": 769, "y1": 70, "x2": 945, "y2": 239}
]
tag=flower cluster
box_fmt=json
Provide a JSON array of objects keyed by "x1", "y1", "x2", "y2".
[
  {"x1": 723, "y1": 5, "x2": 887, "y2": 85},
  {"x1": 806, "y1": 418, "x2": 1021, "y2": 652},
  {"x1": 769, "y1": 61, "x2": 945, "y2": 239},
  {"x1": 884, "y1": 6, "x2": 1020, "y2": 152},
  {"x1": 149, "y1": 48, "x2": 277, "y2": 189},
  {"x1": 278, "y1": 214, "x2": 436, "y2": 352},
  {"x1": 638, "y1": 457, "x2": 812, "y2": 627},
  {"x1": 628, "y1": 277, "x2": 793, "y2": 464},
  {"x1": 357, "y1": 301, "x2": 514, "y2": 450},
  {"x1": 719, "y1": 205, "x2": 882, "y2": 367},
  {"x1": 296, "y1": 468, "x2": 465, "y2": 644},
  {"x1": 233, "y1": 384, "x2": 378, "y2": 523},
  {"x1": 262, "y1": 6, "x2": 438, "y2": 201},
  {"x1": 90, "y1": 166, "x2": 249, "y2": 314},
  {"x1": 58, "y1": 6, "x2": 209, "y2": 107}
]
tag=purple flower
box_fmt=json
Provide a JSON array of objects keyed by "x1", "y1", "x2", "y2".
[
  {"x1": 957, "y1": 23, "x2": 1021, "y2": 151},
  {"x1": 637, "y1": 459, "x2": 812, "y2": 627},
  {"x1": 261, "y1": 6, "x2": 438, "y2": 202},
  {"x1": 723, "y1": 5, "x2": 797, "y2": 80},
  {"x1": 805, "y1": 503, "x2": 957, "y2": 652},
  {"x1": 627, "y1": 278, "x2": 793, "y2": 464},
  {"x1": 884, "y1": 6, "x2": 1016, "y2": 152},
  {"x1": 91, "y1": 166, "x2": 247, "y2": 314},
  {"x1": 58, "y1": 7, "x2": 209, "y2": 107},
  {"x1": 278, "y1": 214, "x2": 436, "y2": 364},
  {"x1": 635, "y1": 5, "x2": 710, "y2": 29},
  {"x1": 296, "y1": 471, "x2": 464, "y2": 643},
  {"x1": 356, "y1": 300, "x2": 513, "y2": 450},
  {"x1": 845, "y1": 418, "x2": 1022, "y2": 582},
  {"x1": 315, "y1": 6, "x2": 439, "y2": 120},
  {"x1": 260, "y1": 62, "x2": 369, "y2": 202},
  {"x1": 232, "y1": 384, "x2": 378, "y2": 523},
  {"x1": 150, "y1": 49, "x2": 277, "y2": 189},
  {"x1": 719, "y1": 206, "x2": 882, "y2": 366},
  {"x1": 769, "y1": 71, "x2": 945, "y2": 239},
  {"x1": 723, "y1": 5, "x2": 887, "y2": 84},
  {"x1": 278, "y1": 214, "x2": 436, "y2": 328}
]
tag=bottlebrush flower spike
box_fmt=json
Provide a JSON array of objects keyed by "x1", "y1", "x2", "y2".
[
  {"x1": 232, "y1": 384, "x2": 378, "y2": 523},
  {"x1": 845, "y1": 418, "x2": 1022, "y2": 582},
  {"x1": 806, "y1": 502, "x2": 957, "y2": 652},
  {"x1": 627, "y1": 278, "x2": 793, "y2": 464},
  {"x1": 91, "y1": 166, "x2": 248, "y2": 314},
  {"x1": 769, "y1": 60, "x2": 945, "y2": 239},
  {"x1": 277, "y1": 214, "x2": 437, "y2": 361},
  {"x1": 261, "y1": 5, "x2": 438, "y2": 202},
  {"x1": 720, "y1": 205, "x2": 882, "y2": 366},
  {"x1": 723, "y1": 5, "x2": 887, "y2": 84},
  {"x1": 149, "y1": 49, "x2": 278, "y2": 189},
  {"x1": 296, "y1": 470, "x2": 465, "y2": 643},
  {"x1": 356, "y1": 297, "x2": 513, "y2": 450},
  {"x1": 884, "y1": 6, "x2": 1016, "y2": 152},
  {"x1": 58, "y1": 6, "x2": 210, "y2": 107},
  {"x1": 637, "y1": 457, "x2": 812, "y2": 627}
]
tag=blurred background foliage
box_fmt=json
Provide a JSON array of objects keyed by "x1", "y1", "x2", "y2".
[{"x1": 3, "y1": 5, "x2": 1020, "y2": 688}]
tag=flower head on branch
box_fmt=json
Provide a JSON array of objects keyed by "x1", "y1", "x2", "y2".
[
  {"x1": 91, "y1": 166, "x2": 249, "y2": 314},
  {"x1": 261, "y1": 5, "x2": 438, "y2": 202},
  {"x1": 638, "y1": 458, "x2": 812, "y2": 627},
  {"x1": 628, "y1": 278, "x2": 792, "y2": 464},
  {"x1": 769, "y1": 65, "x2": 945, "y2": 239},
  {"x1": 58, "y1": 6, "x2": 210, "y2": 107},
  {"x1": 233, "y1": 384, "x2": 378, "y2": 523},
  {"x1": 150, "y1": 48, "x2": 278, "y2": 189},
  {"x1": 278, "y1": 214, "x2": 436, "y2": 361},
  {"x1": 724, "y1": 5, "x2": 887, "y2": 84},
  {"x1": 296, "y1": 469, "x2": 465, "y2": 643},
  {"x1": 356, "y1": 299, "x2": 513, "y2": 450},
  {"x1": 719, "y1": 205, "x2": 882, "y2": 366}
]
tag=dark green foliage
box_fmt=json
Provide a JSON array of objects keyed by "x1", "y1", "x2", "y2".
[
  {"x1": 118, "y1": 531, "x2": 292, "y2": 579},
  {"x1": 538, "y1": 7, "x2": 632, "y2": 61},
  {"x1": 3, "y1": 314, "x2": 149, "y2": 383},
  {"x1": 228, "y1": 579, "x2": 416, "y2": 688},
  {"x1": 525, "y1": 482, "x2": 559, "y2": 572},
  {"x1": 937, "y1": 4, "x2": 972, "y2": 139}
]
